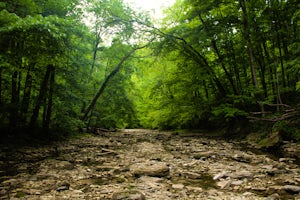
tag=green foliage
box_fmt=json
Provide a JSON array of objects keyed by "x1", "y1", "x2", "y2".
[
  {"x1": 272, "y1": 120, "x2": 300, "y2": 141},
  {"x1": 211, "y1": 104, "x2": 248, "y2": 124},
  {"x1": 0, "y1": 0, "x2": 299, "y2": 141}
]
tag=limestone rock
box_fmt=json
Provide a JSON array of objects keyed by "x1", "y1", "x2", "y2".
[
  {"x1": 181, "y1": 172, "x2": 203, "y2": 179},
  {"x1": 229, "y1": 171, "x2": 254, "y2": 179},
  {"x1": 56, "y1": 181, "x2": 70, "y2": 192},
  {"x1": 231, "y1": 153, "x2": 252, "y2": 163},
  {"x1": 217, "y1": 180, "x2": 231, "y2": 189},
  {"x1": 172, "y1": 184, "x2": 185, "y2": 190},
  {"x1": 213, "y1": 171, "x2": 228, "y2": 180},
  {"x1": 193, "y1": 151, "x2": 214, "y2": 159},
  {"x1": 282, "y1": 185, "x2": 300, "y2": 193},
  {"x1": 112, "y1": 191, "x2": 146, "y2": 200},
  {"x1": 266, "y1": 193, "x2": 280, "y2": 200},
  {"x1": 130, "y1": 161, "x2": 169, "y2": 177},
  {"x1": 230, "y1": 180, "x2": 244, "y2": 186}
]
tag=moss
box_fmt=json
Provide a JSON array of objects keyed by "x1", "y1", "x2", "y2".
[
  {"x1": 15, "y1": 191, "x2": 26, "y2": 198},
  {"x1": 258, "y1": 131, "x2": 281, "y2": 148},
  {"x1": 171, "y1": 173, "x2": 216, "y2": 190}
]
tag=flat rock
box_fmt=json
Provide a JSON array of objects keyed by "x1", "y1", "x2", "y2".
[
  {"x1": 213, "y1": 171, "x2": 228, "y2": 180},
  {"x1": 229, "y1": 171, "x2": 254, "y2": 179},
  {"x1": 181, "y1": 172, "x2": 202, "y2": 179},
  {"x1": 130, "y1": 161, "x2": 169, "y2": 177},
  {"x1": 266, "y1": 193, "x2": 280, "y2": 200},
  {"x1": 282, "y1": 185, "x2": 300, "y2": 193},
  {"x1": 172, "y1": 184, "x2": 185, "y2": 190},
  {"x1": 112, "y1": 190, "x2": 146, "y2": 200}
]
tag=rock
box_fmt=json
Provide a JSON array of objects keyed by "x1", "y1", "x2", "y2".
[
  {"x1": 193, "y1": 151, "x2": 214, "y2": 159},
  {"x1": 229, "y1": 171, "x2": 254, "y2": 179},
  {"x1": 56, "y1": 185, "x2": 69, "y2": 192},
  {"x1": 112, "y1": 191, "x2": 146, "y2": 200},
  {"x1": 282, "y1": 185, "x2": 300, "y2": 193},
  {"x1": 139, "y1": 176, "x2": 163, "y2": 183},
  {"x1": 130, "y1": 161, "x2": 169, "y2": 177},
  {"x1": 243, "y1": 192, "x2": 255, "y2": 196},
  {"x1": 172, "y1": 184, "x2": 185, "y2": 190},
  {"x1": 213, "y1": 171, "x2": 228, "y2": 180},
  {"x1": 186, "y1": 186, "x2": 203, "y2": 192},
  {"x1": 230, "y1": 180, "x2": 244, "y2": 186},
  {"x1": 266, "y1": 193, "x2": 280, "y2": 200},
  {"x1": 231, "y1": 153, "x2": 252, "y2": 163},
  {"x1": 181, "y1": 172, "x2": 202, "y2": 179},
  {"x1": 56, "y1": 182, "x2": 70, "y2": 192},
  {"x1": 258, "y1": 131, "x2": 282, "y2": 149},
  {"x1": 2, "y1": 130, "x2": 300, "y2": 200},
  {"x1": 279, "y1": 157, "x2": 295, "y2": 163},
  {"x1": 217, "y1": 180, "x2": 231, "y2": 189}
]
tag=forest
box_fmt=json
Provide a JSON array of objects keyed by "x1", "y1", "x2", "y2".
[{"x1": 0, "y1": 0, "x2": 299, "y2": 141}]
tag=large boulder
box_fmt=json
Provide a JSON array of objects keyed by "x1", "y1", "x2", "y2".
[{"x1": 247, "y1": 131, "x2": 282, "y2": 149}]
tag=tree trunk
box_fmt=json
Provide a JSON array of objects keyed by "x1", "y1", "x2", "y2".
[
  {"x1": 173, "y1": 37, "x2": 227, "y2": 97},
  {"x1": 256, "y1": 45, "x2": 268, "y2": 98},
  {"x1": 0, "y1": 67, "x2": 2, "y2": 106},
  {"x1": 29, "y1": 65, "x2": 53, "y2": 128},
  {"x1": 81, "y1": 50, "x2": 135, "y2": 121},
  {"x1": 89, "y1": 33, "x2": 101, "y2": 82},
  {"x1": 274, "y1": 15, "x2": 287, "y2": 88},
  {"x1": 225, "y1": 39, "x2": 243, "y2": 94},
  {"x1": 43, "y1": 66, "x2": 55, "y2": 130},
  {"x1": 81, "y1": 41, "x2": 153, "y2": 121},
  {"x1": 10, "y1": 71, "x2": 19, "y2": 128},
  {"x1": 211, "y1": 40, "x2": 238, "y2": 94},
  {"x1": 198, "y1": 15, "x2": 237, "y2": 95},
  {"x1": 239, "y1": 0, "x2": 259, "y2": 88},
  {"x1": 21, "y1": 63, "x2": 34, "y2": 118}
]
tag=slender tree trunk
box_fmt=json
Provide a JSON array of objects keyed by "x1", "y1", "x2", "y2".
[
  {"x1": 203, "y1": 80, "x2": 209, "y2": 100},
  {"x1": 82, "y1": 50, "x2": 135, "y2": 121},
  {"x1": 89, "y1": 34, "x2": 101, "y2": 82},
  {"x1": 29, "y1": 65, "x2": 53, "y2": 128},
  {"x1": 152, "y1": 26, "x2": 227, "y2": 97},
  {"x1": 0, "y1": 67, "x2": 2, "y2": 106},
  {"x1": 256, "y1": 45, "x2": 268, "y2": 98},
  {"x1": 10, "y1": 71, "x2": 19, "y2": 128},
  {"x1": 276, "y1": 34, "x2": 286, "y2": 88},
  {"x1": 274, "y1": 17, "x2": 287, "y2": 88},
  {"x1": 239, "y1": 0, "x2": 259, "y2": 88},
  {"x1": 173, "y1": 38, "x2": 227, "y2": 97},
  {"x1": 43, "y1": 66, "x2": 55, "y2": 130},
  {"x1": 21, "y1": 63, "x2": 34, "y2": 118},
  {"x1": 11, "y1": 71, "x2": 19, "y2": 104},
  {"x1": 211, "y1": 40, "x2": 238, "y2": 94},
  {"x1": 81, "y1": 41, "x2": 153, "y2": 121},
  {"x1": 199, "y1": 15, "x2": 237, "y2": 95},
  {"x1": 227, "y1": 40, "x2": 243, "y2": 94},
  {"x1": 261, "y1": 41, "x2": 276, "y2": 96},
  {"x1": 42, "y1": 98, "x2": 47, "y2": 128}
]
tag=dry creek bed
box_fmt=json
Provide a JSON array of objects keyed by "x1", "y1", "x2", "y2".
[{"x1": 0, "y1": 129, "x2": 300, "y2": 200}]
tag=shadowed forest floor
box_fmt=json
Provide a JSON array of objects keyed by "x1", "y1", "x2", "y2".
[{"x1": 0, "y1": 129, "x2": 300, "y2": 199}]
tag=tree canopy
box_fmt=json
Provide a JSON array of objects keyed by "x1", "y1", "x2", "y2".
[{"x1": 0, "y1": 0, "x2": 299, "y2": 139}]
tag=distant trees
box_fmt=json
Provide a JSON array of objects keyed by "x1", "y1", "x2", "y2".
[{"x1": 135, "y1": 0, "x2": 300, "y2": 130}]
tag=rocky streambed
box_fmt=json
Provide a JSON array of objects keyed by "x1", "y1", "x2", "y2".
[{"x1": 0, "y1": 129, "x2": 300, "y2": 200}]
